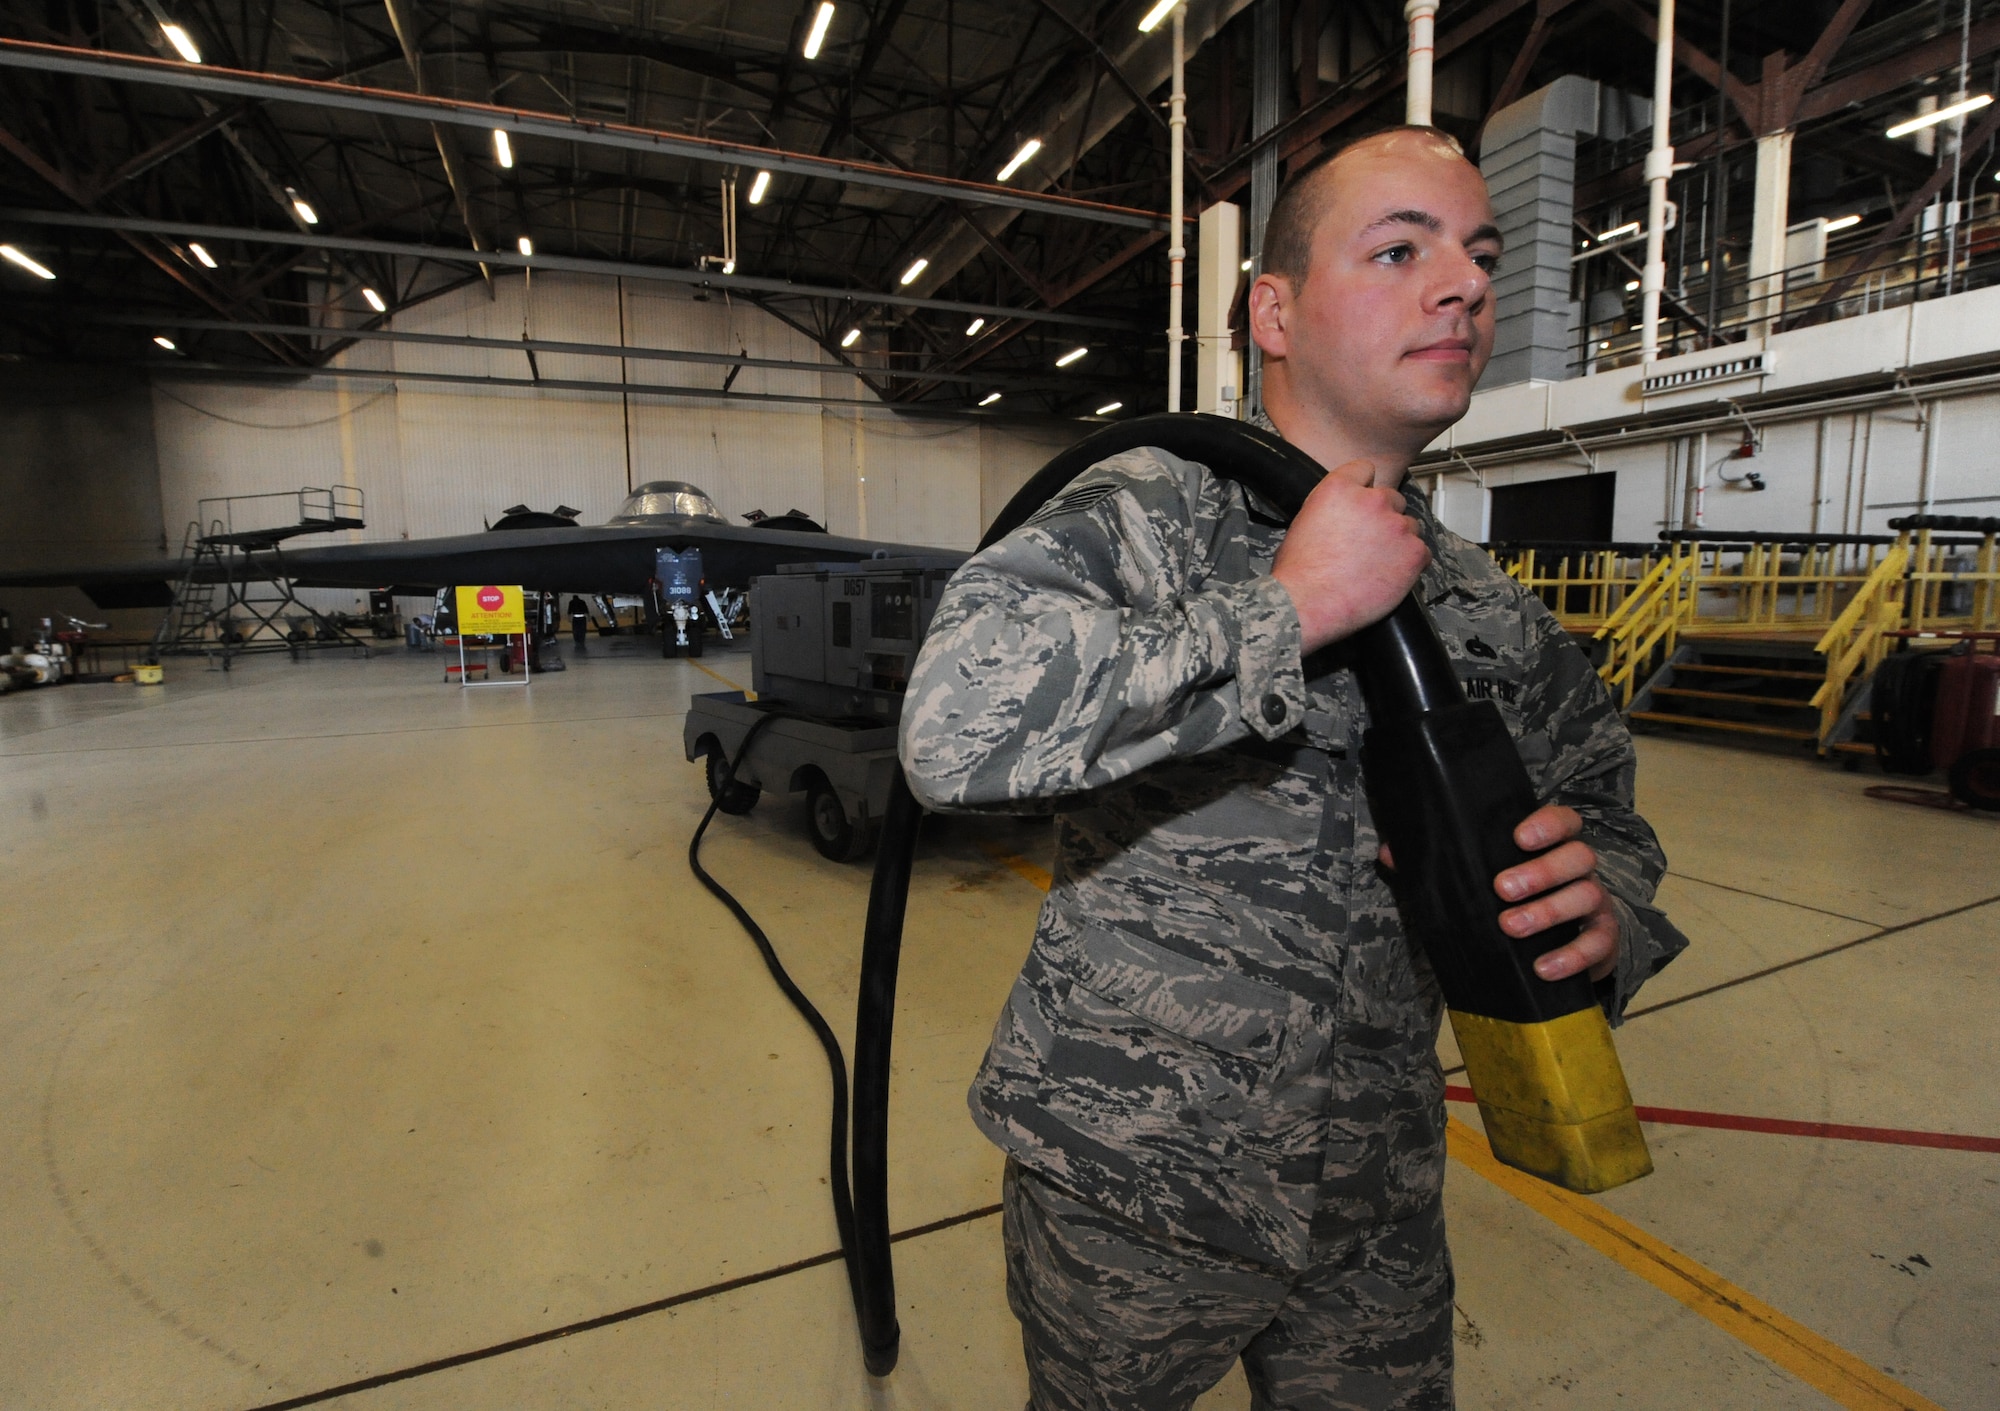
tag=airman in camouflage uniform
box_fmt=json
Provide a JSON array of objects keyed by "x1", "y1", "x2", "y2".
[{"x1": 898, "y1": 128, "x2": 1686, "y2": 1411}]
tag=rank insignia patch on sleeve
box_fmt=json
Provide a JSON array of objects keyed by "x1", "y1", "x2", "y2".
[{"x1": 1024, "y1": 482, "x2": 1122, "y2": 527}]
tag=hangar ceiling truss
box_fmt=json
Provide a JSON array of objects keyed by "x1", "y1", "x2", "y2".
[{"x1": 0, "y1": 0, "x2": 1995, "y2": 417}]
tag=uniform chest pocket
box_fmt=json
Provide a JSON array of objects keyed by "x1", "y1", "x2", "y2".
[
  {"x1": 1426, "y1": 599, "x2": 1532, "y2": 733},
  {"x1": 1047, "y1": 922, "x2": 1291, "y2": 1062}
]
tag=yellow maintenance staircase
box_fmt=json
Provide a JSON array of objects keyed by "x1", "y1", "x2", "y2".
[{"x1": 1497, "y1": 517, "x2": 2000, "y2": 754}]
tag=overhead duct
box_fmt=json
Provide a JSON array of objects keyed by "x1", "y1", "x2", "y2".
[{"x1": 1478, "y1": 77, "x2": 1649, "y2": 388}]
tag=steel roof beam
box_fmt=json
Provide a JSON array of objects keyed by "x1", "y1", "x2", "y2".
[
  {"x1": 0, "y1": 38, "x2": 1170, "y2": 232},
  {"x1": 146, "y1": 356, "x2": 1116, "y2": 422},
  {"x1": 92, "y1": 313, "x2": 1125, "y2": 390},
  {"x1": 0, "y1": 206, "x2": 1144, "y2": 329}
]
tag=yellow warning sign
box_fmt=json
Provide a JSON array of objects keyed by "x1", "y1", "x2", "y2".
[{"x1": 455, "y1": 584, "x2": 526, "y2": 635}]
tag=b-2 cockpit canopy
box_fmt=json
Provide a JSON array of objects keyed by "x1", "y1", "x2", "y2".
[{"x1": 606, "y1": 481, "x2": 727, "y2": 526}]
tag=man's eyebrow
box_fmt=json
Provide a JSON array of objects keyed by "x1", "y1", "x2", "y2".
[
  {"x1": 1357, "y1": 211, "x2": 1506, "y2": 249},
  {"x1": 1360, "y1": 208, "x2": 1444, "y2": 237}
]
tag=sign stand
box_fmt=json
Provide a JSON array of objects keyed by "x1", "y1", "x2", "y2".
[{"x1": 454, "y1": 585, "x2": 531, "y2": 690}]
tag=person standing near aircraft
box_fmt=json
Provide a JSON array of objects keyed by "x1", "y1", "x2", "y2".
[
  {"x1": 899, "y1": 127, "x2": 1686, "y2": 1409},
  {"x1": 568, "y1": 595, "x2": 590, "y2": 650}
]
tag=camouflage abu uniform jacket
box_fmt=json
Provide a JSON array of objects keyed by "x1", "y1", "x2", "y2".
[{"x1": 898, "y1": 437, "x2": 1687, "y2": 1273}]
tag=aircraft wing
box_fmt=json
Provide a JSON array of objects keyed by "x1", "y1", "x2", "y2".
[{"x1": 1, "y1": 521, "x2": 966, "y2": 607}]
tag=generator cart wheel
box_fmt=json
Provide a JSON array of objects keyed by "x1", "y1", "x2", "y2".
[
  {"x1": 1948, "y1": 748, "x2": 2000, "y2": 811},
  {"x1": 806, "y1": 777, "x2": 869, "y2": 863},
  {"x1": 706, "y1": 749, "x2": 760, "y2": 815}
]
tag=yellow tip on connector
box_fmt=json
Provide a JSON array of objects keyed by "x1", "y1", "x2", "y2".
[{"x1": 1448, "y1": 1005, "x2": 1653, "y2": 1193}]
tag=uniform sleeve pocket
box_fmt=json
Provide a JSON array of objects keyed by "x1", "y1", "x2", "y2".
[{"x1": 1049, "y1": 922, "x2": 1289, "y2": 1060}]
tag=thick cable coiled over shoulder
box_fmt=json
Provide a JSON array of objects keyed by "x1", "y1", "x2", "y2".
[{"x1": 847, "y1": 413, "x2": 1467, "y2": 1375}]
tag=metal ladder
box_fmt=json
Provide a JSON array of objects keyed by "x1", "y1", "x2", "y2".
[{"x1": 153, "y1": 522, "x2": 226, "y2": 659}]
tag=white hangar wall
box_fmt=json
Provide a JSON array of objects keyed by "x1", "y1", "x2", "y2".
[
  {"x1": 1423, "y1": 283, "x2": 2000, "y2": 545},
  {"x1": 146, "y1": 273, "x2": 1087, "y2": 602}
]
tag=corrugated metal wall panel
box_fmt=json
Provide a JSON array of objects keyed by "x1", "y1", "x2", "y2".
[
  {"x1": 980, "y1": 421, "x2": 1084, "y2": 529},
  {"x1": 628, "y1": 400, "x2": 825, "y2": 523},
  {"x1": 150, "y1": 382, "x2": 350, "y2": 540},
  {"x1": 392, "y1": 387, "x2": 629, "y2": 537},
  {"x1": 864, "y1": 415, "x2": 986, "y2": 547}
]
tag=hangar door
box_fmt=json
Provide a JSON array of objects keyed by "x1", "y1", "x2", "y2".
[{"x1": 1487, "y1": 473, "x2": 1616, "y2": 543}]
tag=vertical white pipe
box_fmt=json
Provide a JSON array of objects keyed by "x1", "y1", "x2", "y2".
[
  {"x1": 1745, "y1": 131, "x2": 1791, "y2": 335},
  {"x1": 1167, "y1": 7, "x2": 1187, "y2": 413},
  {"x1": 1640, "y1": 0, "x2": 1676, "y2": 362},
  {"x1": 1404, "y1": 1, "x2": 1438, "y2": 124}
]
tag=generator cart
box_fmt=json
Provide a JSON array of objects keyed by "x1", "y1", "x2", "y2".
[{"x1": 683, "y1": 554, "x2": 964, "y2": 860}]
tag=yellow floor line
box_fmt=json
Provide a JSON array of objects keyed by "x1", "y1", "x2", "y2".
[
  {"x1": 1445, "y1": 1118, "x2": 1944, "y2": 1411},
  {"x1": 689, "y1": 660, "x2": 750, "y2": 695},
  {"x1": 981, "y1": 858, "x2": 1937, "y2": 1409},
  {"x1": 979, "y1": 845, "x2": 1053, "y2": 892}
]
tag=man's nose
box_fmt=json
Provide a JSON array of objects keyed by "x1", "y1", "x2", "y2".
[{"x1": 1428, "y1": 253, "x2": 1490, "y2": 314}]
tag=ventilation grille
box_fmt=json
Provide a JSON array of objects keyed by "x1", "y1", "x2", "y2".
[{"x1": 1642, "y1": 351, "x2": 1771, "y2": 395}]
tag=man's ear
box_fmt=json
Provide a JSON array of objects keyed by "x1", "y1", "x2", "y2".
[{"x1": 1248, "y1": 274, "x2": 1290, "y2": 359}]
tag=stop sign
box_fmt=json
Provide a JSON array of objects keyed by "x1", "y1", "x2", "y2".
[{"x1": 476, "y1": 585, "x2": 505, "y2": 611}]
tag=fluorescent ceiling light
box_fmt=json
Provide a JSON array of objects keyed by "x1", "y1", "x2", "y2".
[
  {"x1": 979, "y1": 391, "x2": 1001, "y2": 406},
  {"x1": 493, "y1": 129, "x2": 513, "y2": 168},
  {"x1": 841, "y1": 327, "x2": 861, "y2": 348},
  {"x1": 1138, "y1": 0, "x2": 1180, "y2": 33},
  {"x1": 154, "y1": 335, "x2": 176, "y2": 350},
  {"x1": 286, "y1": 187, "x2": 318, "y2": 224},
  {"x1": 1887, "y1": 94, "x2": 1992, "y2": 139},
  {"x1": 0, "y1": 244, "x2": 55, "y2": 280},
  {"x1": 802, "y1": 2, "x2": 835, "y2": 60},
  {"x1": 996, "y1": 139, "x2": 1042, "y2": 183},
  {"x1": 188, "y1": 241, "x2": 217, "y2": 268},
  {"x1": 362, "y1": 287, "x2": 387, "y2": 313},
  {"x1": 965, "y1": 317, "x2": 985, "y2": 336},
  {"x1": 1055, "y1": 346, "x2": 1088, "y2": 367},
  {"x1": 1094, "y1": 401, "x2": 1123, "y2": 416},
  {"x1": 1596, "y1": 220, "x2": 1640, "y2": 241},
  {"x1": 899, "y1": 256, "x2": 929, "y2": 286},
  {"x1": 1240, "y1": 258, "x2": 1253, "y2": 271},
  {"x1": 517, "y1": 235, "x2": 534, "y2": 255},
  {"x1": 1824, "y1": 213, "x2": 1862, "y2": 232},
  {"x1": 748, "y1": 170, "x2": 771, "y2": 205},
  {"x1": 161, "y1": 22, "x2": 200, "y2": 63}
]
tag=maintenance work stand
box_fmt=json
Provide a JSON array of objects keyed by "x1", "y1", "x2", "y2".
[{"x1": 155, "y1": 486, "x2": 374, "y2": 668}]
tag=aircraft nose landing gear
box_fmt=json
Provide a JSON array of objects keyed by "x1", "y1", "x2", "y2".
[{"x1": 661, "y1": 602, "x2": 705, "y2": 658}]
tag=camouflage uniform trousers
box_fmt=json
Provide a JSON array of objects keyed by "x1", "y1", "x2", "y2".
[{"x1": 1003, "y1": 1159, "x2": 1453, "y2": 1411}]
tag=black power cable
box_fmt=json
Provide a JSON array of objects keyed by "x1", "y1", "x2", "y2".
[{"x1": 684, "y1": 711, "x2": 865, "y2": 1318}]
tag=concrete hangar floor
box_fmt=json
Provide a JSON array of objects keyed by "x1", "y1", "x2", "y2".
[{"x1": 0, "y1": 638, "x2": 1992, "y2": 1411}]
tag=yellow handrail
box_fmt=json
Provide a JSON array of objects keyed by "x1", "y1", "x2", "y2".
[
  {"x1": 1811, "y1": 543, "x2": 1910, "y2": 746},
  {"x1": 1594, "y1": 554, "x2": 1676, "y2": 643},
  {"x1": 1596, "y1": 552, "x2": 1698, "y2": 707}
]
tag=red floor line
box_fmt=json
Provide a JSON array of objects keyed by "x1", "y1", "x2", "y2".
[{"x1": 1441, "y1": 1086, "x2": 2000, "y2": 1153}]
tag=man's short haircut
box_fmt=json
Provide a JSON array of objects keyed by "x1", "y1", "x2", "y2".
[{"x1": 1259, "y1": 124, "x2": 1467, "y2": 287}]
